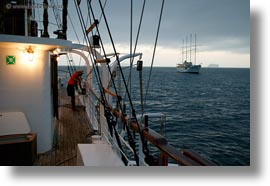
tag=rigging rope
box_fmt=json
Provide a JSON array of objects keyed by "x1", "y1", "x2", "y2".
[
  {"x1": 95, "y1": 0, "x2": 108, "y2": 35},
  {"x1": 74, "y1": 0, "x2": 136, "y2": 165},
  {"x1": 73, "y1": 0, "x2": 107, "y2": 107},
  {"x1": 97, "y1": 0, "x2": 137, "y2": 121},
  {"x1": 129, "y1": 0, "x2": 133, "y2": 104},
  {"x1": 87, "y1": 1, "x2": 125, "y2": 121},
  {"x1": 74, "y1": 0, "x2": 165, "y2": 166},
  {"x1": 87, "y1": 0, "x2": 138, "y2": 165},
  {"x1": 144, "y1": 0, "x2": 165, "y2": 107},
  {"x1": 97, "y1": 0, "x2": 153, "y2": 165},
  {"x1": 68, "y1": 13, "x2": 81, "y2": 44},
  {"x1": 125, "y1": 0, "x2": 146, "y2": 110},
  {"x1": 49, "y1": 0, "x2": 62, "y2": 30}
]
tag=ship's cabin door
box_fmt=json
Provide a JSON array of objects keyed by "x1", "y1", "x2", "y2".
[{"x1": 51, "y1": 55, "x2": 59, "y2": 120}]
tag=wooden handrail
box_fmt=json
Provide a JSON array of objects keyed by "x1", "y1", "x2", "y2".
[
  {"x1": 132, "y1": 124, "x2": 167, "y2": 146},
  {"x1": 181, "y1": 149, "x2": 216, "y2": 166},
  {"x1": 130, "y1": 122, "x2": 216, "y2": 166}
]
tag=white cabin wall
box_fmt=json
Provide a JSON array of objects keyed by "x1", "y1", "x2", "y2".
[{"x1": 0, "y1": 47, "x2": 53, "y2": 153}]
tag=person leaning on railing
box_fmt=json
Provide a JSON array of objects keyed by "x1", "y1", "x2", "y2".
[{"x1": 67, "y1": 70, "x2": 84, "y2": 111}]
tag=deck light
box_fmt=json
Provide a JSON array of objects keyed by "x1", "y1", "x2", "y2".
[{"x1": 26, "y1": 46, "x2": 34, "y2": 62}]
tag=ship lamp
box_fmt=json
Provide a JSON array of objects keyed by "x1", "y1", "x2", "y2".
[{"x1": 26, "y1": 46, "x2": 34, "y2": 62}]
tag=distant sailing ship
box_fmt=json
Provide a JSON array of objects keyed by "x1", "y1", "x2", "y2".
[
  {"x1": 177, "y1": 61, "x2": 201, "y2": 73},
  {"x1": 177, "y1": 34, "x2": 201, "y2": 74}
]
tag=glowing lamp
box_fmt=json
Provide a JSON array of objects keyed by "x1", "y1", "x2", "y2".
[{"x1": 26, "y1": 46, "x2": 34, "y2": 62}]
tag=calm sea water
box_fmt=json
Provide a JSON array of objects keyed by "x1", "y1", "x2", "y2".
[
  {"x1": 129, "y1": 67, "x2": 250, "y2": 166},
  {"x1": 59, "y1": 67, "x2": 250, "y2": 166}
]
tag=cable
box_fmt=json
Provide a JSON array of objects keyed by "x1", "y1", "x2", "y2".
[
  {"x1": 88, "y1": 0, "x2": 136, "y2": 164},
  {"x1": 95, "y1": 0, "x2": 108, "y2": 35},
  {"x1": 98, "y1": 0, "x2": 153, "y2": 166},
  {"x1": 73, "y1": 0, "x2": 107, "y2": 106},
  {"x1": 68, "y1": 13, "x2": 81, "y2": 44},
  {"x1": 144, "y1": 0, "x2": 165, "y2": 106},
  {"x1": 124, "y1": 0, "x2": 146, "y2": 106}
]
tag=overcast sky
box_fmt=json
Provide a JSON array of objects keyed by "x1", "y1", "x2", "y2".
[{"x1": 36, "y1": 0, "x2": 250, "y2": 67}]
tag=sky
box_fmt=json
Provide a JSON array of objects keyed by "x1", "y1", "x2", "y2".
[{"x1": 35, "y1": 0, "x2": 250, "y2": 68}]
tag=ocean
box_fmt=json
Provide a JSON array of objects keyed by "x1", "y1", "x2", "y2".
[{"x1": 59, "y1": 67, "x2": 250, "y2": 166}]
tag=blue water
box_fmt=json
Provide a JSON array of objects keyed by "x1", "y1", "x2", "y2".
[
  {"x1": 59, "y1": 67, "x2": 250, "y2": 166},
  {"x1": 129, "y1": 67, "x2": 250, "y2": 166}
]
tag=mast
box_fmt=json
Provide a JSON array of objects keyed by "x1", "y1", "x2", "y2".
[
  {"x1": 62, "y1": 0, "x2": 68, "y2": 40},
  {"x1": 185, "y1": 36, "x2": 188, "y2": 61},
  {"x1": 190, "y1": 34, "x2": 192, "y2": 63},
  {"x1": 24, "y1": 0, "x2": 28, "y2": 36},
  {"x1": 42, "y1": 0, "x2": 50, "y2": 38},
  {"x1": 182, "y1": 39, "x2": 184, "y2": 62},
  {"x1": 195, "y1": 33, "x2": 197, "y2": 65}
]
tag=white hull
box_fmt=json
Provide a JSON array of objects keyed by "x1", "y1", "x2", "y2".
[{"x1": 177, "y1": 65, "x2": 201, "y2": 73}]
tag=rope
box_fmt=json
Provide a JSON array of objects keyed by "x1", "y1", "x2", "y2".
[
  {"x1": 74, "y1": 0, "x2": 165, "y2": 166},
  {"x1": 66, "y1": 55, "x2": 75, "y2": 77},
  {"x1": 97, "y1": 0, "x2": 156, "y2": 166},
  {"x1": 124, "y1": 0, "x2": 146, "y2": 107},
  {"x1": 96, "y1": 0, "x2": 145, "y2": 165},
  {"x1": 129, "y1": 0, "x2": 133, "y2": 103},
  {"x1": 68, "y1": 13, "x2": 81, "y2": 44},
  {"x1": 144, "y1": 0, "x2": 165, "y2": 106},
  {"x1": 73, "y1": 0, "x2": 107, "y2": 107},
  {"x1": 97, "y1": 0, "x2": 137, "y2": 121},
  {"x1": 79, "y1": 0, "x2": 136, "y2": 165},
  {"x1": 88, "y1": 1, "x2": 137, "y2": 163},
  {"x1": 88, "y1": 1, "x2": 122, "y2": 104},
  {"x1": 49, "y1": 0, "x2": 62, "y2": 30},
  {"x1": 95, "y1": 0, "x2": 108, "y2": 35}
]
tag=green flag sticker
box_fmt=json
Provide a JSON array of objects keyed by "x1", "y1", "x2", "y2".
[{"x1": 6, "y1": 56, "x2": 16, "y2": 65}]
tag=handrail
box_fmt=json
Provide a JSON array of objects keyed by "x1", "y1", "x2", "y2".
[
  {"x1": 130, "y1": 122, "x2": 216, "y2": 166},
  {"x1": 181, "y1": 149, "x2": 216, "y2": 166}
]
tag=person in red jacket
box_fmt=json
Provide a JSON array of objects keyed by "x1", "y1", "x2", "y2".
[{"x1": 67, "y1": 70, "x2": 84, "y2": 110}]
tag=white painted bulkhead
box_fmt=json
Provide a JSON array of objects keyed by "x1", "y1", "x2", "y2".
[
  {"x1": 0, "y1": 35, "x2": 72, "y2": 153},
  {"x1": 0, "y1": 47, "x2": 52, "y2": 153}
]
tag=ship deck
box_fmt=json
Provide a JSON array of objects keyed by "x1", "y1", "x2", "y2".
[{"x1": 35, "y1": 88, "x2": 94, "y2": 166}]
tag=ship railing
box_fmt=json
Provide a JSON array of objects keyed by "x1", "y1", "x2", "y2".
[
  {"x1": 130, "y1": 122, "x2": 216, "y2": 166},
  {"x1": 80, "y1": 87, "x2": 100, "y2": 132},
  {"x1": 81, "y1": 87, "x2": 215, "y2": 166},
  {"x1": 79, "y1": 86, "x2": 136, "y2": 164}
]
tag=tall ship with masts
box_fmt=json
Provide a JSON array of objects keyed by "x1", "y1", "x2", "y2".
[
  {"x1": 0, "y1": 0, "x2": 214, "y2": 166},
  {"x1": 177, "y1": 34, "x2": 202, "y2": 73}
]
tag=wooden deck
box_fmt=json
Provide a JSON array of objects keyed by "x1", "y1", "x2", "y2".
[{"x1": 35, "y1": 88, "x2": 94, "y2": 166}]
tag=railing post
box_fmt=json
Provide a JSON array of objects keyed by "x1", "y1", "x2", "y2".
[{"x1": 159, "y1": 152, "x2": 168, "y2": 166}]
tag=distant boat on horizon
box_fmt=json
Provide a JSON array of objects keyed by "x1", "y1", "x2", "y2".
[
  {"x1": 177, "y1": 34, "x2": 202, "y2": 74},
  {"x1": 177, "y1": 61, "x2": 201, "y2": 73},
  {"x1": 208, "y1": 64, "x2": 219, "y2": 68}
]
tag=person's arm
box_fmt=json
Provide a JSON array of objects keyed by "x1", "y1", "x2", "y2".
[
  {"x1": 78, "y1": 77, "x2": 83, "y2": 90},
  {"x1": 75, "y1": 76, "x2": 83, "y2": 93}
]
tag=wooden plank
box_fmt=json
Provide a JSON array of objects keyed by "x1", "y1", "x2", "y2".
[
  {"x1": 104, "y1": 88, "x2": 118, "y2": 98},
  {"x1": 86, "y1": 20, "x2": 99, "y2": 34},
  {"x1": 95, "y1": 58, "x2": 110, "y2": 64}
]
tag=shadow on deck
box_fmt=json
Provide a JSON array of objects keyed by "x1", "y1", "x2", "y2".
[{"x1": 36, "y1": 88, "x2": 94, "y2": 166}]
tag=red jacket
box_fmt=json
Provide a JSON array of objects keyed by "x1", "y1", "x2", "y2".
[{"x1": 68, "y1": 72, "x2": 81, "y2": 85}]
